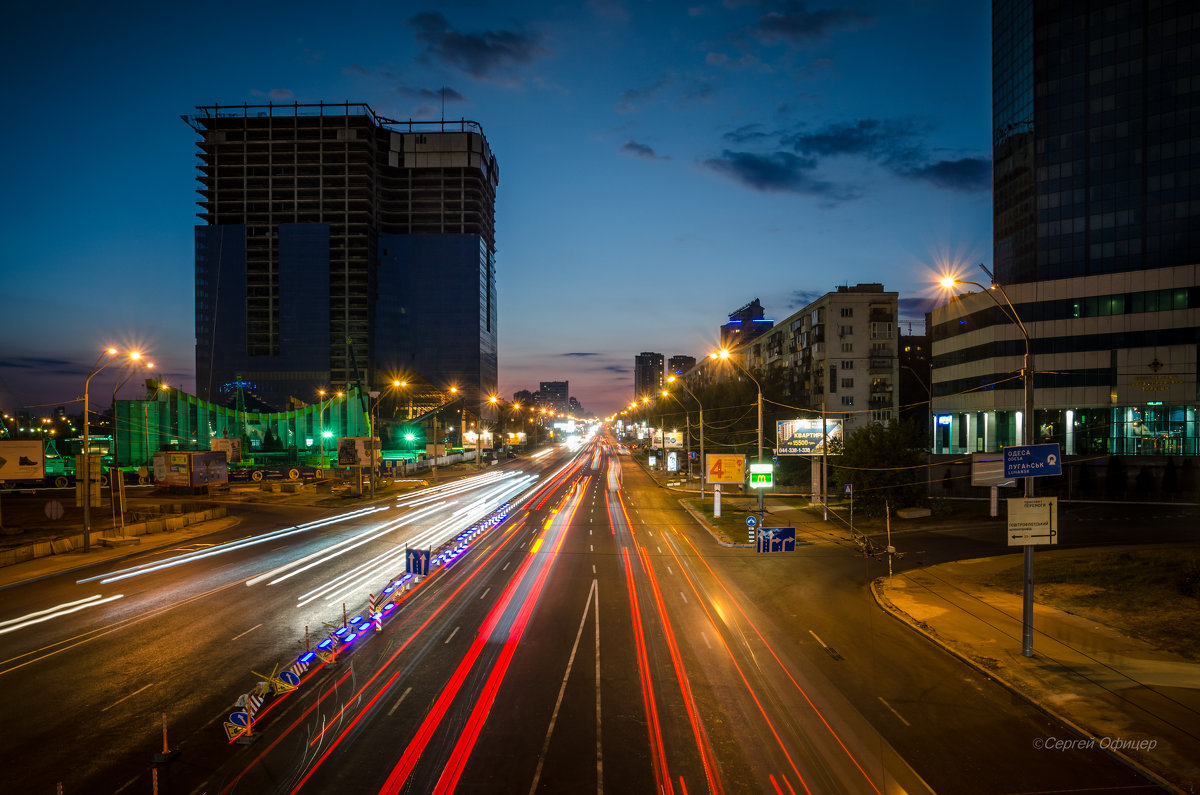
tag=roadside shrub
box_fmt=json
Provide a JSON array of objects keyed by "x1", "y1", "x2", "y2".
[
  {"x1": 928, "y1": 497, "x2": 953, "y2": 516},
  {"x1": 1176, "y1": 559, "x2": 1200, "y2": 600}
]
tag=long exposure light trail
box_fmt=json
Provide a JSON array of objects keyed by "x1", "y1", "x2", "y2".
[
  {"x1": 250, "y1": 503, "x2": 447, "y2": 588},
  {"x1": 673, "y1": 530, "x2": 882, "y2": 794},
  {"x1": 0, "y1": 594, "x2": 125, "y2": 637},
  {"x1": 78, "y1": 506, "x2": 386, "y2": 585}
]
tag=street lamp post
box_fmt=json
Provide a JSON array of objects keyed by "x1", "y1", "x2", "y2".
[
  {"x1": 712, "y1": 349, "x2": 764, "y2": 516},
  {"x1": 666, "y1": 376, "x2": 705, "y2": 497},
  {"x1": 942, "y1": 275, "x2": 1037, "y2": 657},
  {"x1": 317, "y1": 389, "x2": 326, "y2": 470},
  {"x1": 111, "y1": 359, "x2": 153, "y2": 535},
  {"x1": 82, "y1": 348, "x2": 138, "y2": 553}
]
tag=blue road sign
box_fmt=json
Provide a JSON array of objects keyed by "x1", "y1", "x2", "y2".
[
  {"x1": 279, "y1": 671, "x2": 300, "y2": 687},
  {"x1": 746, "y1": 515, "x2": 758, "y2": 527},
  {"x1": 1004, "y1": 443, "x2": 1062, "y2": 478},
  {"x1": 756, "y1": 527, "x2": 797, "y2": 553},
  {"x1": 229, "y1": 711, "x2": 249, "y2": 727},
  {"x1": 844, "y1": 483, "x2": 852, "y2": 496},
  {"x1": 406, "y1": 548, "x2": 430, "y2": 576}
]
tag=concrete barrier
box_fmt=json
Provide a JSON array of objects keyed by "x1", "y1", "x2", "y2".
[{"x1": 0, "y1": 505, "x2": 228, "y2": 568}]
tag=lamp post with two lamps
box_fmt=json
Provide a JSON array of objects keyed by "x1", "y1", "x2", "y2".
[
  {"x1": 941, "y1": 274, "x2": 1038, "y2": 658},
  {"x1": 711, "y1": 349, "x2": 765, "y2": 516},
  {"x1": 81, "y1": 347, "x2": 141, "y2": 553},
  {"x1": 665, "y1": 376, "x2": 705, "y2": 495}
]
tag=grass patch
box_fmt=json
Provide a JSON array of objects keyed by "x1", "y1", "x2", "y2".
[{"x1": 985, "y1": 545, "x2": 1200, "y2": 659}]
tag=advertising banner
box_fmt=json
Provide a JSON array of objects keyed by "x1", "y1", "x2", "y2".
[
  {"x1": 210, "y1": 438, "x2": 243, "y2": 464},
  {"x1": 0, "y1": 440, "x2": 45, "y2": 481},
  {"x1": 776, "y1": 419, "x2": 843, "y2": 455},
  {"x1": 705, "y1": 454, "x2": 745, "y2": 484},
  {"x1": 338, "y1": 437, "x2": 377, "y2": 467},
  {"x1": 189, "y1": 451, "x2": 229, "y2": 485}
]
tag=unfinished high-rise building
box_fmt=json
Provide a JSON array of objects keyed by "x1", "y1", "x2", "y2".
[{"x1": 185, "y1": 102, "x2": 499, "y2": 409}]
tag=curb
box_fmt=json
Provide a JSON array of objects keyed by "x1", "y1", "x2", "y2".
[
  {"x1": 678, "y1": 499, "x2": 754, "y2": 548},
  {"x1": 869, "y1": 578, "x2": 1184, "y2": 794}
]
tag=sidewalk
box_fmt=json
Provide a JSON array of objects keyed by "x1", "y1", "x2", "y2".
[
  {"x1": 873, "y1": 557, "x2": 1200, "y2": 793},
  {"x1": 0, "y1": 513, "x2": 243, "y2": 590}
]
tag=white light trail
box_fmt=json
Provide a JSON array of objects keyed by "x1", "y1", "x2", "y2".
[
  {"x1": 252, "y1": 502, "x2": 447, "y2": 588},
  {"x1": 79, "y1": 506, "x2": 386, "y2": 585},
  {"x1": 0, "y1": 594, "x2": 125, "y2": 636}
]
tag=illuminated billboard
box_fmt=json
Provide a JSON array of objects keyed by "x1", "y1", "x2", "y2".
[{"x1": 776, "y1": 419, "x2": 842, "y2": 455}]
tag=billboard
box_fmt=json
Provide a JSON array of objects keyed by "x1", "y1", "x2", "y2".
[
  {"x1": 190, "y1": 451, "x2": 229, "y2": 485},
  {"x1": 705, "y1": 454, "x2": 745, "y2": 484},
  {"x1": 776, "y1": 419, "x2": 843, "y2": 455},
  {"x1": 651, "y1": 429, "x2": 684, "y2": 449},
  {"x1": 0, "y1": 440, "x2": 45, "y2": 481},
  {"x1": 338, "y1": 437, "x2": 378, "y2": 467},
  {"x1": 210, "y1": 437, "x2": 243, "y2": 464},
  {"x1": 152, "y1": 452, "x2": 228, "y2": 487}
]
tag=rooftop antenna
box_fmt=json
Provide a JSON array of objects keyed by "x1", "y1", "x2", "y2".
[{"x1": 441, "y1": 86, "x2": 445, "y2": 121}]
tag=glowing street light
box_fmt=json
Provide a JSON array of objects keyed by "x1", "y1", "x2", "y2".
[
  {"x1": 81, "y1": 347, "x2": 141, "y2": 553},
  {"x1": 941, "y1": 273, "x2": 1037, "y2": 657},
  {"x1": 667, "y1": 375, "x2": 706, "y2": 495},
  {"x1": 711, "y1": 348, "x2": 765, "y2": 515}
]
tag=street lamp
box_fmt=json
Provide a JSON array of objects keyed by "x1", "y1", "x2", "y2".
[
  {"x1": 666, "y1": 376, "x2": 706, "y2": 496},
  {"x1": 317, "y1": 389, "x2": 327, "y2": 470},
  {"x1": 711, "y1": 348, "x2": 765, "y2": 516},
  {"x1": 941, "y1": 274, "x2": 1037, "y2": 657},
  {"x1": 81, "y1": 347, "x2": 140, "y2": 553}
]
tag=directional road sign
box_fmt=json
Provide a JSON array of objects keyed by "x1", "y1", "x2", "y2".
[
  {"x1": 1004, "y1": 443, "x2": 1062, "y2": 479},
  {"x1": 1007, "y1": 497, "x2": 1058, "y2": 546},
  {"x1": 406, "y1": 548, "x2": 430, "y2": 576},
  {"x1": 745, "y1": 515, "x2": 757, "y2": 527},
  {"x1": 756, "y1": 527, "x2": 797, "y2": 553}
]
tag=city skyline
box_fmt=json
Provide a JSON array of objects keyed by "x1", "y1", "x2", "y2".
[{"x1": 1, "y1": 1, "x2": 990, "y2": 415}]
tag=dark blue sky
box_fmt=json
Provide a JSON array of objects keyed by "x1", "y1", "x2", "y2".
[{"x1": 1, "y1": 1, "x2": 991, "y2": 415}]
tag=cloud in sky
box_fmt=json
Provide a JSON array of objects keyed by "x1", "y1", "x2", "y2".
[
  {"x1": 786, "y1": 289, "x2": 824, "y2": 309},
  {"x1": 397, "y1": 84, "x2": 468, "y2": 103},
  {"x1": 753, "y1": 1, "x2": 874, "y2": 45},
  {"x1": 701, "y1": 150, "x2": 842, "y2": 197},
  {"x1": 406, "y1": 12, "x2": 550, "y2": 81},
  {"x1": 620, "y1": 141, "x2": 669, "y2": 160},
  {"x1": 705, "y1": 117, "x2": 989, "y2": 198},
  {"x1": 616, "y1": 75, "x2": 669, "y2": 113},
  {"x1": 562, "y1": 352, "x2": 600, "y2": 357},
  {"x1": 901, "y1": 157, "x2": 992, "y2": 192},
  {"x1": 251, "y1": 88, "x2": 295, "y2": 101}
]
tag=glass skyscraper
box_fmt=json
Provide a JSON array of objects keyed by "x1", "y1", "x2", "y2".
[{"x1": 932, "y1": 1, "x2": 1200, "y2": 458}]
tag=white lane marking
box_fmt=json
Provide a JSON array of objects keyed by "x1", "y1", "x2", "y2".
[
  {"x1": 701, "y1": 632, "x2": 712, "y2": 650},
  {"x1": 231, "y1": 623, "x2": 263, "y2": 641},
  {"x1": 667, "y1": 566, "x2": 674, "y2": 575},
  {"x1": 679, "y1": 591, "x2": 688, "y2": 604},
  {"x1": 388, "y1": 687, "x2": 413, "y2": 716},
  {"x1": 590, "y1": 545, "x2": 594, "y2": 551},
  {"x1": 479, "y1": 587, "x2": 491, "y2": 600},
  {"x1": 592, "y1": 564, "x2": 596, "y2": 574},
  {"x1": 445, "y1": 626, "x2": 460, "y2": 644},
  {"x1": 878, "y1": 697, "x2": 911, "y2": 726},
  {"x1": 657, "y1": 546, "x2": 662, "y2": 554},
  {"x1": 530, "y1": 579, "x2": 600, "y2": 795},
  {"x1": 503, "y1": 562, "x2": 511, "y2": 571},
  {"x1": 101, "y1": 682, "x2": 154, "y2": 713},
  {"x1": 808, "y1": 630, "x2": 829, "y2": 649}
]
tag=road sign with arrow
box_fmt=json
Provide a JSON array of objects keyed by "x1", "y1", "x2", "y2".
[{"x1": 1007, "y1": 496, "x2": 1058, "y2": 546}]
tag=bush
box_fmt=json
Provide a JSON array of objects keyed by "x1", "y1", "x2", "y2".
[{"x1": 1176, "y1": 559, "x2": 1200, "y2": 599}]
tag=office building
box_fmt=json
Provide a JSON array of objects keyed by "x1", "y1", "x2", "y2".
[
  {"x1": 187, "y1": 102, "x2": 499, "y2": 409},
  {"x1": 932, "y1": 2, "x2": 1200, "y2": 457},
  {"x1": 539, "y1": 381, "x2": 569, "y2": 413},
  {"x1": 720, "y1": 298, "x2": 774, "y2": 349},
  {"x1": 634, "y1": 352, "x2": 665, "y2": 401},
  {"x1": 667, "y1": 355, "x2": 696, "y2": 377}
]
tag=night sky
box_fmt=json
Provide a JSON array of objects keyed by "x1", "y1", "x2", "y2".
[{"x1": 1, "y1": 1, "x2": 991, "y2": 416}]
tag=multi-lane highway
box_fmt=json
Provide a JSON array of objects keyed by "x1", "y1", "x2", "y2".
[{"x1": 0, "y1": 432, "x2": 1165, "y2": 793}]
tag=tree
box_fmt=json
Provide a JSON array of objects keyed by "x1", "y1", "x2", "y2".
[{"x1": 830, "y1": 420, "x2": 927, "y2": 517}]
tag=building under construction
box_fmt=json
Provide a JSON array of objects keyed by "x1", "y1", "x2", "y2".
[{"x1": 185, "y1": 102, "x2": 499, "y2": 411}]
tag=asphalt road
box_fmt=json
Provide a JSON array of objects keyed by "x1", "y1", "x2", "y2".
[{"x1": 0, "y1": 432, "x2": 1173, "y2": 794}]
